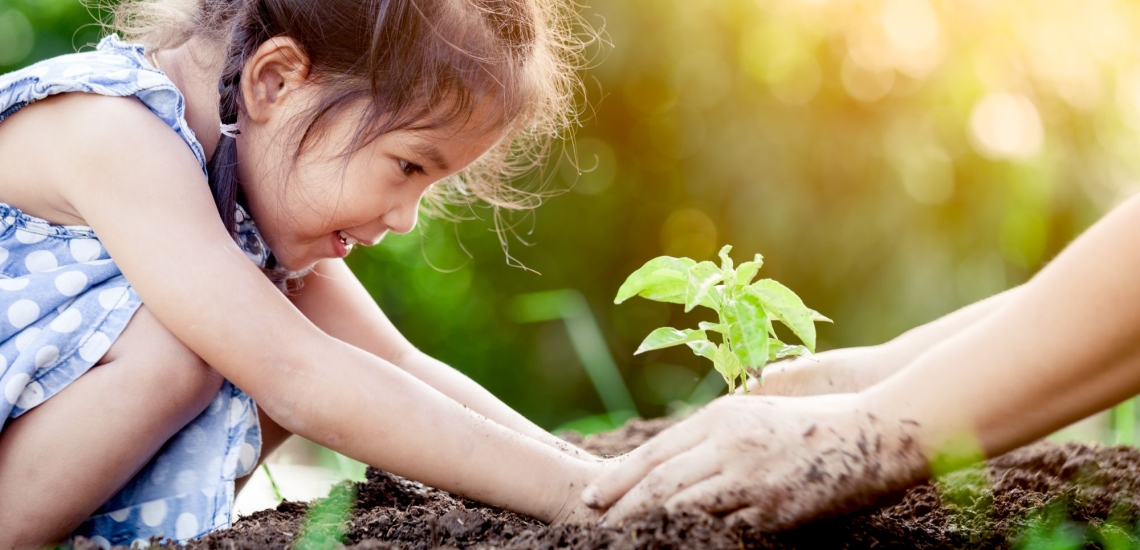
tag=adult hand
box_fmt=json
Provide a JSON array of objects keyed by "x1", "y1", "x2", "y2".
[
  {"x1": 581, "y1": 394, "x2": 927, "y2": 529},
  {"x1": 747, "y1": 346, "x2": 890, "y2": 396}
]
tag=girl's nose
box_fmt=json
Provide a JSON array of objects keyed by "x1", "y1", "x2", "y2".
[{"x1": 382, "y1": 200, "x2": 420, "y2": 235}]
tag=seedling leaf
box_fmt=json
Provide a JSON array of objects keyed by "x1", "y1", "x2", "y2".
[
  {"x1": 735, "y1": 254, "x2": 764, "y2": 286},
  {"x1": 614, "y1": 256, "x2": 695, "y2": 305},
  {"x1": 699, "y1": 321, "x2": 727, "y2": 334},
  {"x1": 809, "y1": 308, "x2": 833, "y2": 323},
  {"x1": 718, "y1": 245, "x2": 734, "y2": 272},
  {"x1": 748, "y1": 279, "x2": 817, "y2": 352},
  {"x1": 723, "y1": 292, "x2": 770, "y2": 369},
  {"x1": 713, "y1": 343, "x2": 743, "y2": 393},
  {"x1": 687, "y1": 339, "x2": 716, "y2": 360},
  {"x1": 635, "y1": 327, "x2": 708, "y2": 355},
  {"x1": 770, "y1": 343, "x2": 809, "y2": 361},
  {"x1": 685, "y1": 261, "x2": 723, "y2": 312}
]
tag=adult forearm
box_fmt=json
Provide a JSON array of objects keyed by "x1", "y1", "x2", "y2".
[
  {"x1": 876, "y1": 285, "x2": 1023, "y2": 375},
  {"x1": 259, "y1": 337, "x2": 592, "y2": 522},
  {"x1": 865, "y1": 197, "x2": 1140, "y2": 463},
  {"x1": 754, "y1": 286, "x2": 1024, "y2": 396}
]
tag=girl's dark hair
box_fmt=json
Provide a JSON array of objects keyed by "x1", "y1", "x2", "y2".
[{"x1": 109, "y1": 0, "x2": 588, "y2": 275}]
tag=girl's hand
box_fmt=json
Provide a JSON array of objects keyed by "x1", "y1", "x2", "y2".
[
  {"x1": 746, "y1": 346, "x2": 891, "y2": 396},
  {"x1": 581, "y1": 394, "x2": 927, "y2": 529},
  {"x1": 547, "y1": 458, "x2": 615, "y2": 524}
]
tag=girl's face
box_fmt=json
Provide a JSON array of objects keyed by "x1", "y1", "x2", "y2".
[{"x1": 237, "y1": 50, "x2": 503, "y2": 271}]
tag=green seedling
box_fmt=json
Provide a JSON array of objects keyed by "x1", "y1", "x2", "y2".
[
  {"x1": 615, "y1": 245, "x2": 831, "y2": 394},
  {"x1": 294, "y1": 482, "x2": 356, "y2": 550}
]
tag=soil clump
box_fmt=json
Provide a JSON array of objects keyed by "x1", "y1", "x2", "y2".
[{"x1": 73, "y1": 418, "x2": 1140, "y2": 549}]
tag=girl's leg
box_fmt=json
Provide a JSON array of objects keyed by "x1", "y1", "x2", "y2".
[
  {"x1": 0, "y1": 306, "x2": 224, "y2": 547},
  {"x1": 234, "y1": 407, "x2": 293, "y2": 495}
]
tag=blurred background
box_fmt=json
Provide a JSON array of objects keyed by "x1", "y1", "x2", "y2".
[{"x1": 8, "y1": 0, "x2": 1140, "y2": 512}]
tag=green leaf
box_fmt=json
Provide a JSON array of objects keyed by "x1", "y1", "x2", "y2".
[
  {"x1": 769, "y1": 343, "x2": 810, "y2": 361},
  {"x1": 698, "y1": 321, "x2": 726, "y2": 334},
  {"x1": 635, "y1": 327, "x2": 708, "y2": 355},
  {"x1": 686, "y1": 339, "x2": 716, "y2": 361},
  {"x1": 748, "y1": 279, "x2": 817, "y2": 352},
  {"x1": 713, "y1": 343, "x2": 742, "y2": 393},
  {"x1": 614, "y1": 256, "x2": 695, "y2": 305},
  {"x1": 685, "y1": 261, "x2": 723, "y2": 313},
  {"x1": 809, "y1": 308, "x2": 833, "y2": 323},
  {"x1": 722, "y1": 292, "x2": 770, "y2": 369},
  {"x1": 718, "y1": 245, "x2": 734, "y2": 272},
  {"x1": 735, "y1": 254, "x2": 764, "y2": 286}
]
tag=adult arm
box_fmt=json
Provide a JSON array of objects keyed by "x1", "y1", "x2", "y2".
[
  {"x1": 286, "y1": 258, "x2": 594, "y2": 459},
  {"x1": 47, "y1": 94, "x2": 595, "y2": 522},
  {"x1": 752, "y1": 285, "x2": 1023, "y2": 396},
  {"x1": 586, "y1": 193, "x2": 1140, "y2": 527}
]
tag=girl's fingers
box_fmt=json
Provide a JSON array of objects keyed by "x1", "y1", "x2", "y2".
[
  {"x1": 599, "y1": 449, "x2": 721, "y2": 526},
  {"x1": 582, "y1": 421, "x2": 708, "y2": 510}
]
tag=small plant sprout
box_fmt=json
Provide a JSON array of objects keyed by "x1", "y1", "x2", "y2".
[{"x1": 615, "y1": 245, "x2": 831, "y2": 394}]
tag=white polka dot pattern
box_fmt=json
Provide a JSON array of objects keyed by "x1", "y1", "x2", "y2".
[
  {"x1": 54, "y1": 271, "x2": 88, "y2": 297},
  {"x1": 140, "y1": 499, "x2": 167, "y2": 527},
  {"x1": 4, "y1": 372, "x2": 28, "y2": 404},
  {"x1": 7, "y1": 299, "x2": 38, "y2": 328},
  {"x1": 49, "y1": 308, "x2": 82, "y2": 333},
  {"x1": 78, "y1": 332, "x2": 111, "y2": 362},
  {"x1": 69, "y1": 239, "x2": 101, "y2": 263},
  {"x1": 14, "y1": 380, "x2": 43, "y2": 409},
  {"x1": 0, "y1": 277, "x2": 29, "y2": 291},
  {"x1": 98, "y1": 287, "x2": 130, "y2": 310},
  {"x1": 15, "y1": 229, "x2": 46, "y2": 244},
  {"x1": 24, "y1": 250, "x2": 57, "y2": 273},
  {"x1": 175, "y1": 512, "x2": 200, "y2": 540},
  {"x1": 33, "y1": 345, "x2": 58, "y2": 368}
]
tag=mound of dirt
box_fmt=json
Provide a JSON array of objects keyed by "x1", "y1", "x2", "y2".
[{"x1": 74, "y1": 418, "x2": 1140, "y2": 549}]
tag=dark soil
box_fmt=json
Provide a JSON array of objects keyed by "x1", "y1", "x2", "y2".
[{"x1": 72, "y1": 419, "x2": 1140, "y2": 549}]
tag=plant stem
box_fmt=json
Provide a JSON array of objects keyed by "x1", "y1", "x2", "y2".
[
  {"x1": 1113, "y1": 398, "x2": 1136, "y2": 446},
  {"x1": 262, "y1": 463, "x2": 284, "y2": 502}
]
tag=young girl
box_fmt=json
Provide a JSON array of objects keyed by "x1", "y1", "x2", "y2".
[{"x1": 0, "y1": 0, "x2": 605, "y2": 546}]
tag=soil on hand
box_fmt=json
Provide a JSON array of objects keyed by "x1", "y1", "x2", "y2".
[{"x1": 75, "y1": 419, "x2": 1140, "y2": 549}]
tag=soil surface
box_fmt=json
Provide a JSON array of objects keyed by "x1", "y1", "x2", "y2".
[{"x1": 72, "y1": 418, "x2": 1140, "y2": 549}]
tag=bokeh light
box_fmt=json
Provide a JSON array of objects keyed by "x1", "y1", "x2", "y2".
[
  {"x1": 0, "y1": 8, "x2": 35, "y2": 66},
  {"x1": 969, "y1": 93, "x2": 1045, "y2": 160}
]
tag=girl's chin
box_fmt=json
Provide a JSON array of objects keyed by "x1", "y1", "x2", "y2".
[{"x1": 269, "y1": 248, "x2": 319, "y2": 273}]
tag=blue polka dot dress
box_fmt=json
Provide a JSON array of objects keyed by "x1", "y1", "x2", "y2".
[{"x1": 0, "y1": 35, "x2": 274, "y2": 546}]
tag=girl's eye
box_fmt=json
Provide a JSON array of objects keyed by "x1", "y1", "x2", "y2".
[{"x1": 399, "y1": 159, "x2": 425, "y2": 177}]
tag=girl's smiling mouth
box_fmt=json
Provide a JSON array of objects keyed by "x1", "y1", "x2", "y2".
[{"x1": 334, "y1": 230, "x2": 361, "y2": 258}]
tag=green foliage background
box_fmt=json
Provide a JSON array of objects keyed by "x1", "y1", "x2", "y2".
[{"x1": 7, "y1": 0, "x2": 1136, "y2": 429}]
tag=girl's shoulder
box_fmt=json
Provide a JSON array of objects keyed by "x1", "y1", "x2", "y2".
[{"x1": 0, "y1": 34, "x2": 207, "y2": 175}]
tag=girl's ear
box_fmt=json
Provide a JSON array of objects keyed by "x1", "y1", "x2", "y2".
[{"x1": 242, "y1": 37, "x2": 312, "y2": 123}]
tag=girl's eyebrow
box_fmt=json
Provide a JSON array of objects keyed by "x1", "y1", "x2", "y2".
[{"x1": 410, "y1": 142, "x2": 449, "y2": 171}]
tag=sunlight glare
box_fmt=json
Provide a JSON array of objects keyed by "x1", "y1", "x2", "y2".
[{"x1": 969, "y1": 92, "x2": 1045, "y2": 160}]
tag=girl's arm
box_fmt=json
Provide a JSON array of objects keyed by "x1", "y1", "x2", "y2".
[
  {"x1": 588, "y1": 192, "x2": 1140, "y2": 526},
  {"x1": 288, "y1": 259, "x2": 594, "y2": 459},
  {"x1": 750, "y1": 285, "x2": 1023, "y2": 396},
  {"x1": 48, "y1": 94, "x2": 595, "y2": 522}
]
